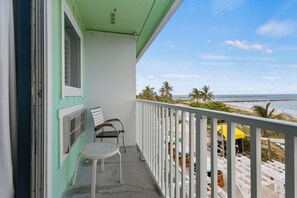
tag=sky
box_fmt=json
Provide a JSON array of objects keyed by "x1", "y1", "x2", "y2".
[{"x1": 136, "y1": 0, "x2": 297, "y2": 95}]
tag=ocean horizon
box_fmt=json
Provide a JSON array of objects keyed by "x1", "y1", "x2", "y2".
[
  {"x1": 173, "y1": 94, "x2": 297, "y2": 116},
  {"x1": 173, "y1": 93, "x2": 297, "y2": 101}
]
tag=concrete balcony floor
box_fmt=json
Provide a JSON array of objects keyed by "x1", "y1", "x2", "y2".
[{"x1": 64, "y1": 146, "x2": 163, "y2": 198}]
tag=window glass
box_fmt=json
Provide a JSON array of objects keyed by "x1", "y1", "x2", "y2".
[{"x1": 64, "y1": 14, "x2": 81, "y2": 88}]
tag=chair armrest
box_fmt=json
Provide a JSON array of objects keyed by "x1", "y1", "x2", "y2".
[
  {"x1": 104, "y1": 118, "x2": 124, "y2": 130},
  {"x1": 95, "y1": 123, "x2": 114, "y2": 131},
  {"x1": 105, "y1": 118, "x2": 120, "y2": 122}
]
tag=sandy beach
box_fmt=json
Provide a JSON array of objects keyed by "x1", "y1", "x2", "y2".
[{"x1": 224, "y1": 101, "x2": 297, "y2": 119}]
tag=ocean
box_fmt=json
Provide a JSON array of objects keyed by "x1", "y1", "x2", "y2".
[{"x1": 173, "y1": 94, "x2": 297, "y2": 116}]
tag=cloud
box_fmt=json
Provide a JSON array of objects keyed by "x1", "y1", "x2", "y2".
[
  {"x1": 261, "y1": 76, "x2": 281, "y2": 81},
  {"x1": 199, "y1": 62, "x2": 238, "y2": 66},
  {"x1": 138, "y1": 60, "x2": 193, "y2": 69},
  {"x1": 164, "y1": 41, "x2": 176, "y2": 48},
  {"x1": 137, "y1": 75, "x2": 155, "y2": 81},
  {"x1": 225, "y1": 40, "x2": 263, "y2": 50},
  {"x1": 154, "y1": 61, "x2": 193, "y2": 67},
  {"x1": 225, "y1": 40, "x2": 273, "y2": 54},
  {"x1": 199, "y1": 54, "x2": 230, "y2": 60},
  {"x1": 206, "y1": 75, "x2": 229, "y2": 80},
  {"x1": 160, "y1": 74, "x2": 200, "y2": 81},
  {"x1": 256, "y1": 20, "x2": 296, "y2": 38},
  {"x1": 198, "y1": 54, "x2": 263, "y2": 60},
  {"x1": 212, "y1": 0, "x2": 245, "y2": 13},
  {"x1": 264, "y1": 49, "x2": 273, "y2": 54}
]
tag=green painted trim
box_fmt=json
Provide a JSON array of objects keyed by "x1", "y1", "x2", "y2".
[
  {"x1": 86, "y1": 29, "x2": 138, "y2": 37},
  {"x1": 136, "y1": 0, "x2": 175, "y2": 57},
  {"x1": 67, "y1": 0, "x2": 86, "y2": 31},
  {"x1": 137, "y1": 0, "x2": 157, "y2": 41}
]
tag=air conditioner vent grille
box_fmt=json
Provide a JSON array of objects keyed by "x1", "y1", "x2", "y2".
[{"x1": 63, "y1": 108, "x2": 87, "y2": 154}]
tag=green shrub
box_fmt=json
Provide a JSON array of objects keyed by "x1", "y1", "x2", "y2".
[{"x1": 189, "y1": 101, "x2": 231, "y2": 112}]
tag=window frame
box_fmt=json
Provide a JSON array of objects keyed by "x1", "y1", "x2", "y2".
[{"x1": 62, "y1": 0, "x2": 83, "y2": 98}]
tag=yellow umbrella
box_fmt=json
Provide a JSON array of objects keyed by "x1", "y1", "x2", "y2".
[{"x1": 217, "y1": 124, "x2": 245, "y2": 140}]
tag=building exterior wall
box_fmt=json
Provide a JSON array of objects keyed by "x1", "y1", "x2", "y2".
[
  {"x1": 85, "y1": 32, "x2": 136, "y2": 146},
  {"x1": 51, "y1": 0, "x2": 86, "y2": 197}
]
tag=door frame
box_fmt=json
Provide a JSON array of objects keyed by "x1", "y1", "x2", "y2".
[
  {"x1": 44, "y1": 0, "x2": 52, "y2": 197},
  {"x1": 31, "y1": 0, "x2": 52, "y2": 197}
]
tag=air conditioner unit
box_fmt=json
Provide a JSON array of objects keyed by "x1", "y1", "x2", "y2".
[{"x1": 63, "y1": 108, "x2": 87, "y2": 154}]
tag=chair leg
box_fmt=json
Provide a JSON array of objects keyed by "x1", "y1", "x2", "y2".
[
  {"x1": 91, "y1": 159, "x2": 98, "y2": 198},
  {"x1": 122, "y1": 135, "x2": 126, "y2": 152},
  {"x1": 118, "y1": 151, "x2": 122, "y2": 183},
  {"x1": 72, "y1": 153, "x2": 82, "y2": 185},
  {"x1": 101, "y1": 159, "x2": 105, "y2": 172},
  {"x1": 101, "y1": 138, "x2": 103, "y2": 142},
  {"x1": 117, "y1": 137, "x2": 119, "y2": 144}
]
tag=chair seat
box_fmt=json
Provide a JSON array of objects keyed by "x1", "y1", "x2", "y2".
[
  {"x1": 96, "y1": 130, "x2": 125, "y2": 138},
  {"x1": 90, "y1": 106, "x2": 126, "y2": 152}
]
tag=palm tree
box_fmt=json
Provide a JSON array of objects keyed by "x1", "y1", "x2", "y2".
[
  {"x1": 189, "y1": 88, "x2": 201, "y2": 104},
  {"x1": 159, "y1": 81, "x2": 173, "y2": 98},
  {"x1": 139, "y1": 85, "x2": 156, "y2": 100},
  {"x1": 252, "y1": 102, "x2": 282, "y2": 136},
  {"x1": 252, "y1": 102, "x2": 282, "y2": 119},
  {"x1": 200, "y1": 85, "x2": 214, "y2": 102}
]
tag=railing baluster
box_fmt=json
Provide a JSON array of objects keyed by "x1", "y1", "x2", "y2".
[
  {"x1": 211, "y1": 118, "x2": 218, "y2": 198},
  {"x1": 156, "y1": 105, "x2": 158, "y2": 180},
  {"x1": 227, "y1": 122, "x2": 236, "y2": 198},
  {"x1": 152, "y1": 105, "x2": 156, "y2": 177},
  {"x1": 285, "y1": 134, "x2": 297, "y2": 198},
  {"x1": 182, "y1": 111, "x2": 186, "y2": 198},
  {"x1": 196, "y1": 115, "x2": 207, "y2": 198},
  {"x1": 141, "y1": 103, "x2": 144, "y2": 156},
  {"x1": 170, "y1": 108, "x2": 174, "y2": 197},
  {"x1": 161, "y1": 107, "x2": 165, "y2": 193},
  {"x1": 175, "y1": 109, "x2": 180, "y2": 198},
  {"x1": 142, "y1": 103, "x2": 145, "y2": 158},
  {"x1": 189, "y1": 113, "x2": 195, "y2": 198},
  {"x1": 155, "y1": 106, "x2": 159, "y2": 184},
  {"x1": 165, "y1": 108, "x2": 169, "y2": 197},
  {"x1": 148, "y1": 105, "x2": 152, "y2": 168},
  {"x1": 151, "y1": 105, "x2": 153, "y2": 174},
  {"x1": 250, "y1": 127, "x2": 262, "y2": 198},
  {"x1": 144, "y1": 104, "x2": 148, "y2": 160},
  {"x1": 150, "y1": 105, "x2": 154, "y2": 170},
  {"x1": 158, "y1": 106, "x2": 162, "y2": 185},
  {"x1": 151, "y1": 105, "x2": 154, "y2": 170}
]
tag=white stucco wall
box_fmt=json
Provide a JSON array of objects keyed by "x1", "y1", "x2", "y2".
[{"x1": 85, "y1": 31, "x2": 136, "y2": 146}]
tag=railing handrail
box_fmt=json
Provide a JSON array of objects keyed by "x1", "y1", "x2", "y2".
[{"x1": 136, "y1": 99, "x2": 297, "y2": 136}]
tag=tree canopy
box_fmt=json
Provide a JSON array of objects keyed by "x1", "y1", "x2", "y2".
[
  {"x1": 252, "y1": 102, "x2": 282, "y2": 119},
  {"x1": 200, "y1": 85, "x2": 214, "y2": 102},
  {"x1": 138, "y1": 85, "x2": 156, "y2": 100}
]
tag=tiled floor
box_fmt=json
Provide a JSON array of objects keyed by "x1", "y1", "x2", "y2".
[{"x1": 64, "y1": 146, "x2": 163, "y2": 198}]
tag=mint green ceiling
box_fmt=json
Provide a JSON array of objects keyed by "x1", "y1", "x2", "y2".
[{"x1": 72, "y1": 0, "x2": 175, "y2": 58}]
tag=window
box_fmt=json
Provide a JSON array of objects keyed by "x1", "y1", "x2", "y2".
[{"x1": 62, "y1": 0, "x2": 83, "y2": 97}]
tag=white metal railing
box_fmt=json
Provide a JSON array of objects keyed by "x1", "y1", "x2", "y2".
[{"x1": 135, "y1": 99, "x2": 297, "y2": 198}]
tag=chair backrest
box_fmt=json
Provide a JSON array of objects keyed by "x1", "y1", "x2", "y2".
[{"x1": 90, "y1": 106, "x2": 104, "y2": 127}]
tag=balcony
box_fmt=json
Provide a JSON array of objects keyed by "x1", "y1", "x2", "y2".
[{"x1": 63, "y1": 99, "x2": 296, "y2": 198}]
